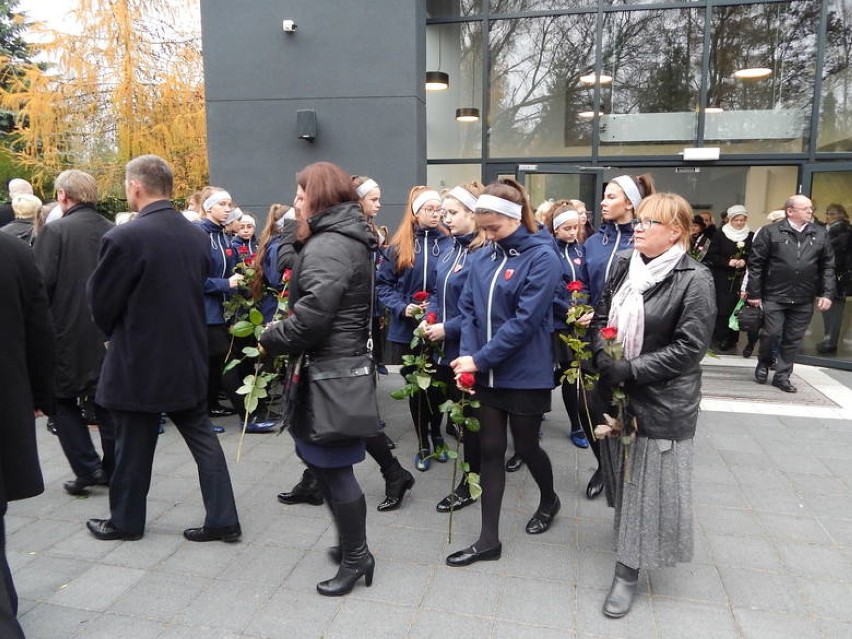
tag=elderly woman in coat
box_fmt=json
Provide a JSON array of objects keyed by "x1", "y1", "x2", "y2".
[
  {"x1": 260, "y1": 162, "x2": 377, "y2": 597},
  {"x1": 590, "y1": 193, "x2": 715, "y2": 619}
]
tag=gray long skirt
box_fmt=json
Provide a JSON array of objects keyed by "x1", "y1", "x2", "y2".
[{"x1": 600, "y1": 436, "x2": 694, "y2": 570}]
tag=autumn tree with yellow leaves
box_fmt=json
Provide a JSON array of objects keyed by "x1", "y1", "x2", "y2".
[{"x1": 0, "y1": 0, "x2": 207, "y2": 198}]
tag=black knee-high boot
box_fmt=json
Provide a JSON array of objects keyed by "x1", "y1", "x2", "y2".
[{"x1": 317, "y1": 495, "x2": 375, "y2": 596}]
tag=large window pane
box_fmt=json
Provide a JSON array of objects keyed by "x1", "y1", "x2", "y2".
[
  {"x1": 705, "y1": 1, "x2": 819, "y2": 154},
  {"x1": 819, "y1": 0, "x2": 852, "y2": 152},
  {"x1": 488, "y1": 14, "x2": 597, "y2": 158},
  {"x1": 426, "y1": 22, "x2": 483, "y2": 160},
  {"x1": 598, "y1": 9, "x2": 704, "y2": 156},
  {"x1": 488, "y1": 0, "x2": 596, "y2": 12},
  {"x1": 427, "y1": 163, "x2": 483, "y2": 190}
]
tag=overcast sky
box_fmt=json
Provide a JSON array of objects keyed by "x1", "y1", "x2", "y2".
[{"x1": 18, "y1": 0, "x2": 74, "y2": 32}]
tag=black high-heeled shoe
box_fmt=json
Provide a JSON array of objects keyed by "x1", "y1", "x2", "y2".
[
  {"x1": 377, "y1": 460, "x2": 415, "y2": 512},
  {"x1": 316, "y1": 495, "x2": 374, "y2": 596}
]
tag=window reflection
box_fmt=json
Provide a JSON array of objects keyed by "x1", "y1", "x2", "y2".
[
  {"x1": 598, "y1": 9, "x2": 704, "y2": 156},
  {"x1": 819, "y1": 0, "x2": 852, "y2": 152},
  {"x1": 706, "y1": 1, "x2": 818, "y2": 153},
  {"x1": 488, "y1": 14, "x2": 597, "y2": 158},
  {"x1": 426, "y1": 0, "x2": 482, "y2": 18}
]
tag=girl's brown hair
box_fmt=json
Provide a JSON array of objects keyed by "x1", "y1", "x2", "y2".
[
  {"x1": 388, "y1": 185, "x2": 448, "y2": 273},
  {"x1": 249, "y1": 203, "x2": 293, "y2": 301},
  {"x1": 479, "y1": 178, "x2": 537, "y2": 233},
  {"x1": 444, "y1": 180, "x2": 487, "y2": 250}
]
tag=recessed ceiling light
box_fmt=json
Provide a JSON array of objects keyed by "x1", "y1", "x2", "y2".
[
  {"x1": 705, "y1": 107, "x2": 724, "y2": 113},
  {"x1": 733, "y1": 67, "x2": 772, "y2": 80},
  {"x1": 580, "y1": 73, "x2": 613, "y2": 85}
]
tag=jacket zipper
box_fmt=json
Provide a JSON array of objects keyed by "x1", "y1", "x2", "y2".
[
  {"x1": 422, "y1": 230, "x2": 430, "y2": 292},
  {"x1": 486, "y1": 247, "x2": 508, "y2": 387},
  {"x1": 563, "y1": 245, "x2": 576, "y2": 280},
  {"x1": 604, "y1": 227, "x2": 621, "y2": 283}
]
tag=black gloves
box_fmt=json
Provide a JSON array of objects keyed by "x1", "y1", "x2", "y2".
[{"x1": 596, "y1": 352, "x2": 633, "y2": 385}]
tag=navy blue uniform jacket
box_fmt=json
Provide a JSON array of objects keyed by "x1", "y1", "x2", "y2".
[{"x1": 87, "y1": 200, "x2": 211, "y2": 413}]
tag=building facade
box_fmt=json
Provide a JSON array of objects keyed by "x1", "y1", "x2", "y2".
[{"x1": 201, "y1": 0, "x2": 850, "y2": 366}]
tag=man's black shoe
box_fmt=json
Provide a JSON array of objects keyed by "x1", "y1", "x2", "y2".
[
  {"x1": 183, "y1": 525, "x2": 242, "y2": 543},
  {"x1": 64, "y1": 469, "x2": 109, "y2": 495},
  {"x1": 208, "y1": 405, "x2": 237, "y2": 418},
  {"x1": 505, "y1": 454, "x2": 523, "y2": 473},
  {"x1": 771, "y1": 377, "x2": 797, "y2": 393},
  {"x1": 754, "y1": 362, "x2": 769, "y2": 384},
  {"x1": 86, "y1": 519, "x2": 142, "y2": 541}
]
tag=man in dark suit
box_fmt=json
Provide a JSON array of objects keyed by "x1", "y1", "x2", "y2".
[
  {"x1": 85, "y1": 154, "x2": 241, "y2": 542},
  {"x1": 33, "y1": 169, "x2": 116, "y2": 496},
  {"x1": 0, "y1": 232, "x2": 55, "y2": 639}
]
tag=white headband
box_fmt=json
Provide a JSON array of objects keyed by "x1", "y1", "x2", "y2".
[
  {"x1": 203, "y1": 190, "x2": 232, "y2": 213},
  {"x1": 610, "y1": 176, "x2": 642, "y2": 212},
  {"x1": 446, "y1": 186, "x2": 477, "y2": 212},
  {"x1": 239, "y1": 214, "x2": 256, "y2": 226},
  {"x1": 356, "y1": 179, "x2": 378, "y2": 199},
  {"x1": 475, "y1": 194, "x2": 522, "y2": 220},
  {"x1": 224, "y1": 206, "x2": 243, "y2": 225},
  {"x1": 552, "y1": 209, "x2": 579, "y2": 230},
  {"x1": 412, "y1": 190, "x2": 441, "y2": 215}
]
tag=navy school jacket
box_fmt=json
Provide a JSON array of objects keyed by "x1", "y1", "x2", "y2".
[
  {"x1": 577, "y1": 220, "x2": 635, "y2": 306},
  {"x1": 194, "y1": 218, "x2": 238, "y2": 325},
  {"x1": 427, "y1": 233, "x2": 478, "y2": 364},
  {"x1": 458, "y1": 225, "x2": 562, "y2": 389}
]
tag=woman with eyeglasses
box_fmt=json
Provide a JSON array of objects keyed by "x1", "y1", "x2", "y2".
[
  {"x1": 376, "y1": 186, "x2": 452, "y2": 471},
  {"x1": 576, "y1": 174, "x2": 656, "y2": 500},
  {"x1": 590, "y1": 193, "x2": 714, "y2": 618}
]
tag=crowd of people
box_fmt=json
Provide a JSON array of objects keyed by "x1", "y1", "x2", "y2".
[{"x1": 0, "y1": 155, "x2": 846, "y2": 637}]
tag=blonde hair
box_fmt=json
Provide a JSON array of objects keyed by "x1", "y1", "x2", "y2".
[
  {"x1": 12, "y1": 194, "x2": 43, "y2": 219},
  {"x1": 478, "y1": 178, "x2": 538, "y2": 233},
  {"x1": 635, "y1": 192, "x2": 692, "y2": 251}
]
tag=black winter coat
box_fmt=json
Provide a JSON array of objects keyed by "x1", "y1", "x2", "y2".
[
  {"x1": 591, "y1": 251, "x2": 715, "y2": 441},
  {"x1": 260, "y1": 202, "x2": 376, "y2": 359},
  {"x1": 746, "y1": 219, "x2": 836, "y2": 304},
  {"x1": 33, "y1": 204, "x2": 113, "y2": 398},
  {"x1": 87, "y1": 200, "x2": 211, "y2": 412},
  {"x1": 0, "y1": 232, "x2": 55, "y2": 503},
  {"x1": 0, "y1": 218, "x2": 35, "y2": 245},
  {"x1": 828, "y1": 219, "x2": 851, "y2": 298}
]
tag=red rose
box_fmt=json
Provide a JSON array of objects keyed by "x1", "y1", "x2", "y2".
[
  {"x1": 244, "y1": 255, "x2": 254, "y2": 266},
  {"x1": 458, "y1": 372, "x2": 475, "y2": 390},
  {"x1": 566, "y1": 280, "x2": 584, "y2": 293},
  {"x1": 600, "y1": 326, "x2": 618, "y2": 341},
  {"x1": 282, "y1": 269, "x2": 292, "y2": 282},
  {"x1": 412, "y1": 290, "x2": 430, "y2": 302},
  {"x1": 425, "y1": 311, "x2": 438, "y2": 325},
  {"x1": 238, "y1": 245, "x2": 249, "y2": 255},
  {"x1": 280, "y1": 289, "x2": 289, "y2": 299}
]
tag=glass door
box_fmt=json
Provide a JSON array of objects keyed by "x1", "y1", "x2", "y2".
[
  {"x1": 516, "y1": 164, "x2": 604, "y2": 225},
  {"x1": 799, "y1": 163, "x2": 852, "y2": 370}
]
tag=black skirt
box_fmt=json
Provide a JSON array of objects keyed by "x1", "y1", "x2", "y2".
[{"x1": 475, "y1": 386, "x2": 551, "y2": 415}]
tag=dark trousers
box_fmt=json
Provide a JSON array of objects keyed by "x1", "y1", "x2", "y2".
[
  {"x1": 54, "y1": 397, "x2": 115, "y2": 479},
  {"x1": 108, "y1": 401, "x2": 239, "y2": 535},
  {"x1": 0, "y1": 501, "x2": 25, "y2": 639},
  {"x1": 758, "y1": 300, "x2": 814, "y2": 379},
  {"x1": 821, "y1": 296, "x2": 846, "y2": 349}
]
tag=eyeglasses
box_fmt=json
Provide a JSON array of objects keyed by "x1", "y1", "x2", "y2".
[
  {"x1": 790, "y1": 206, "x2": 814, "y2": 212},
  {"x1": 635, "y1": 219, "x2": 664, "y2": 230},
  {"x1": 420, "y1": 206, "x2": 443, "y2": 214}
]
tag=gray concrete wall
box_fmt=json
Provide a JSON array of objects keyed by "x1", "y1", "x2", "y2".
[{"x1": 200, "y1": 0, "x2": 426, "y2": 230}]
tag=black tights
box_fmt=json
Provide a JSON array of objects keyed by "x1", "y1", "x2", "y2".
[
  {"x1": 560, "y1": 379, "x2": 584, "y2": 435},
  {"x1": 475, "y1": 405, "x2": 556, "y2": 549},
  {"x1": 309, "y1": 464, "x2": 363, "y2": 504},
  {"x1": 408, "y1": 387, "x2": 444, "y2": 453}
]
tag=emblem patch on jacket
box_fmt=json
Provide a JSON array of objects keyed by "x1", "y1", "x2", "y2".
[{"x1": 504, "y1": 269, "x2": 514, "y2": 280}]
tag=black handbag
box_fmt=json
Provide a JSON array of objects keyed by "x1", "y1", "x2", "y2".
[
  {"x1": 279, "y1": 258, "x2": 380, "y2": 444},
  {"x1": 735, "y1": 303, "x2": 764, "y2": 334}
]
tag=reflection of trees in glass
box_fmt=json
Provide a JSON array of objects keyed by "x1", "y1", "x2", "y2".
[
  {"x1": 488, "y1": 14, "x2": 596, "y2": 155},
  {"x1": 821, "y1": 0, "x2": 852, "y2": 149},
  {"x1": 708, "y1": 1, "x2": 819, "y2": 112},
  {"x1": 426, "y1": 0, "x2": 482, "y2": 18},
  {"x1": 602, "y1": 10, "x2": 702, "y2": 115}
]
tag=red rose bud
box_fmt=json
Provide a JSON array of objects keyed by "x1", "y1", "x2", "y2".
[
  {"x1": 413, "y1": 290, "x2": 430, "y2": 302},
  {"x1": 244, "y1": 256, "x2": 254, "y2": 266},
  {"x1": 425, "y1": 311, "x2": 438, "y2": 325},
  {"x1": 600, "y1": 326, "x2": 618, "y2": 341},
  {"x1": 282, "y1": 269, "x2": 292, "y2": 282},
  {"x1": 458, "y1": 372, "x2": 475, "y2": 389},
  {"x1": 567, "y1": 280, "x2": 584, "y2": 293},
  {"x1": 280, "y1": 289, "x2": 289, "y2": 299}
]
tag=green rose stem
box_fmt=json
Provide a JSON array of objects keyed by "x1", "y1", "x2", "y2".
[{"x1": 438, "y1": 391, "x2": 480, "y2": 544}]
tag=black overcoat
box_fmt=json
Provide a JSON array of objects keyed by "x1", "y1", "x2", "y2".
[
  {"x1": 33, "y1": 204, "x2": 113, "y2": 397},
  {"x1": 0, "y1": 233, "x2": 55, "y2": 502},
  {"x1": 87, "y1": 200, "x2": 211, "y2": 413}
]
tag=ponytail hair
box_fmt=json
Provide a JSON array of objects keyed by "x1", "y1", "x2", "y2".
[{"x1": 480, "y1": 177, "x2": 538, "y2": 233}]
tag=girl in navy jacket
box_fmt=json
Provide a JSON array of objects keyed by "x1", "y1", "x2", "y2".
[
  {"x1": 422, "y1": 181, "x2": 486, "y2": 512},
  {"x1": 194, "y1": 187, "x2": 243, "y2": 417},
  {"x1": 575, "y1": 174, "x2": 656, "y2": 500},
  {"x1": 376, "y1": 186, "x2": 452, "y2": 470},
  {"x1": 446, "y1": 179, "x2": 562, "y2": 568},
  {"x1": 547, "y1": 202, "x2": 591, "y2": 449}
]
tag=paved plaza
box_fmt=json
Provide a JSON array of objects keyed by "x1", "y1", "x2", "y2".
[{"x1": 7, "y1": 356, "x2": 852, "y2": 639}]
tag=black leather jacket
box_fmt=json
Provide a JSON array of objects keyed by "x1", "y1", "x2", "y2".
[
  {"x1": 260, "y1": 202, "x2": 377, "y2": 359},
  {"x1": 591, "y1": 251, "x2": 715, "y2": 441},
  {"x1": 746, "y1": 219, "x2": 835, "y2": 304}
]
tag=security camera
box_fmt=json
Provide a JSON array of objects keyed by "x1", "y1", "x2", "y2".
[{"x1": 282, "y1": 20, "x2": 297, "y2": 33}]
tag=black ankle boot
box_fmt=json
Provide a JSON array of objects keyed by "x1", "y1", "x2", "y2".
[
  {"x1": 277, "y1": 468, "x2": 324, "y2": 506},
  {"x1": 377, "y1": 459, "x2": 415, "y2": 512},
  {"x1": 603, "y1": 562, "x2": 639, "y2": 618},
  {"x1": 317, "y1": 495, "x2": 375, "y2": 596}
]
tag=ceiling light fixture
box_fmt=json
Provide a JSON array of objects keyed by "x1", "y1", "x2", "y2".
[
  {"x1": 580, "y1": 72, "x2": 613, "y2": 85},
  {"x1": 425, "y1": 70, "x2": 449, "y2": 91},
  {"x1": 733, "y1": 67, "x2": 772, "y2": 80}
]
